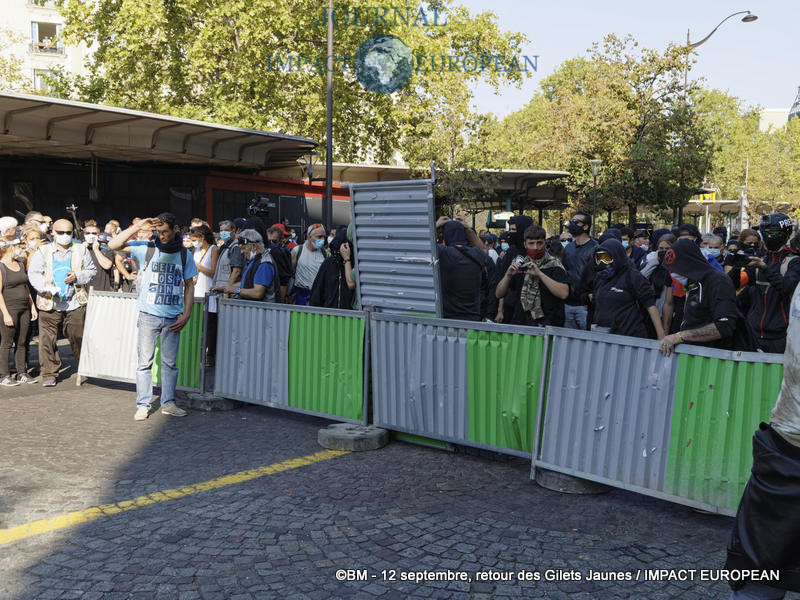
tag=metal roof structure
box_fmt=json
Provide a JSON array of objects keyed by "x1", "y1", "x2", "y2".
[{"x1": 0, "y1": 91, "x2": 317, "y2": 169}]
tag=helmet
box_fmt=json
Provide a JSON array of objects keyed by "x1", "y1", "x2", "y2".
[{"x1": 758, "y1": 213, "x2": 793, "y2": 251}]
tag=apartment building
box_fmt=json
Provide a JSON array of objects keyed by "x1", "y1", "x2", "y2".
[{"x1": 1, "y1": 0, "x2": 89, "y2": 92}]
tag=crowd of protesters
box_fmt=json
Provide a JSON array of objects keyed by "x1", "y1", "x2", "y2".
[
  {"x1": 1, "y1": 207, "x2": 797, "y2": 391},
  {"x1": 0, "y1": 210, "x2": 356, "y2": 390},
  {"x1": 439, "y1": 210, "x2": 799, "y2": 357}
]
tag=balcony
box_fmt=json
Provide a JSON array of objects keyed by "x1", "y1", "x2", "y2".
[{"x1": 30, "y1": 42, "x2": 64, "y2": 55}]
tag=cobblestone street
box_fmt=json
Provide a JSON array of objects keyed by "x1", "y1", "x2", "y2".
[{"x1": 1, "y1": 365, "x2": 797, "y2": 600}]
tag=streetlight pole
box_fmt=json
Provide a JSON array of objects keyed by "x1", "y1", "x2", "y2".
[
  {"x1": 323, "y1": 0, "x2": 334, "y2": 231},
  {"x1": 588, "y1": 159, "x2": 602, "y2": 238}
]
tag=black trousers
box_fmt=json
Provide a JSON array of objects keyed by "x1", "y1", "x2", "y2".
[{"x1": 0, "y1": 306, "x2": 31, "y2": 377}]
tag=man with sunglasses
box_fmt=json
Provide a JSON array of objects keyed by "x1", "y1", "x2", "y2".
[
  {"x1": 735, "y1": 213, "x2": 800, "y2": 353},
  {"x1": 561, "y1": 212, "x2": 597, "y2": 330},
  {"x1": 28, "y1": 219, "x2": 96, "y2": 387},
  {"x1": 109, "y1": 214, "x2": 197, "y2": 420}
]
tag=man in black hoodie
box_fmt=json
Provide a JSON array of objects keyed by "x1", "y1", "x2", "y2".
[
  {"x1": 436, "y1": 217, "x2": 489, "y2": 321},
  {"x1": 736, "y1": 213, "x2": 800, "y2": 353},
  {"x1": 659, "y1": 238, "x2": 750, "y2": 356},
  {"x1": 492, "y1": 214, "x2": 532, "y2": 323},
  {"x1": 561, "y1": 212, "x2": 597, "y2": 329}
]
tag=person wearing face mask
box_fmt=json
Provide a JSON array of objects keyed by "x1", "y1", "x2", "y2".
[
  {"x1": 21, "y1": 225, "x2": 44, "y2": 270},
  {"x1": 0, "y1": 239, "x2": 38, "y2": 385},
  {"x1": 436, "y1": 217, "x2": 490, "y2": 322},
  {"x1": 634, "y1": 229, "x2": 650, "y2": 251},
  {"x1": 212, "y1": 229, "x2": 276, "y2": 302},
  {"x1": 589, "y1": 239, "x2": 664, "y2": 339},
  {"x1": 659, "y1": 239, "x2": 751, "y2": 356},
  {"x1": 497, "y1": 232, "x2": 512, "y2": 259},
  {"x1": 676, "y1": 223, "x2": 724, "y2": 271},
  {"x1": 286, "y1": 228, "x2": 298, "y2": 250},
  {"x1": 309, "y1": 228, "x2": 355, "y2": 309},
  {"x1": 640, "y1": 233, "x2": 676, "y2": 316},
  {"x1": 561, "y1": 212, "x2": 598, "y2": 330},
  {"x1": 212, "y1": 220, "x2": 244, "y2": 294},
  {"x1": 188, "y1": 224, "x2": 218, "y2": 300},
  {"x1": 726, "y1": 228, "x2": 763, "y2": 289},
  {"x1": 290, "y1": 223, "x2": 328, "y2": 306},
  {"x1": 28, "y1": 219, "x2": 96, "y2": 387},
  {"x1": 733, "y1": 214, "x2": 800, "y2": 354},
  {"x1": 265, "y1": 225, "x2": 292, "y2": 302},
  {"x1": 484, "y1": 233, "x2": 499, "y2": 264},
  {"x1": 492, "y1": 215, "x2": 533, "y2": 324},
  {"x1": 81, "y1": 219, "x2": 116, "y2": 293},
  {"x1": 496, "y1": 226, "x2": 569, "y2": 326},
  {"x1": 619, "y1": 227, "x2": 647, "y2": 270},
  {"x1": 705, "y1": 234, "x2": 725, "y2": 261}
]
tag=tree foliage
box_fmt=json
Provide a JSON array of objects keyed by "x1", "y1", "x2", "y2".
[{"x1": 0, "y1": 28, "x2": 31, "y2": 93}]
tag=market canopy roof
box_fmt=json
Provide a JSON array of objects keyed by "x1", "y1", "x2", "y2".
[
  {"x1": 267, "y1": 162, "x2": 571, "y2": 210},
  {"x1": 0, "y1": 91, "x2": 317, "y2": 169}
]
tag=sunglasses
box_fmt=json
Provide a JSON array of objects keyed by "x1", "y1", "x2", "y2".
[
  {"x1": 569, "y1": 218, "x2": 585, "y2": 226},
  {"x1": 594, "y1": 251, "x2": 613, "y2": 265},
  {"x1": 54, "y1": 230, "x2": 73, "y2": 235}
]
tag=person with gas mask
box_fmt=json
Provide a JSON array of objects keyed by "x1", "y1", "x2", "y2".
[
  {"x1": 659, "y1": 239, "x2": 750, "y2": 356},
  {"x1": 28, "y1": 218, "x2": 96, "y2": 387},
  {"x1": 589, "y1": 239, "x2": 664, "y2": 339},
  {"x1": 290, "y1": 223, "x2": 327, "y2": 306},
  {"x1": 310, "y1": 228, "x2": 355, "y2": 309},
  {"x1": 561, "y1": 212, "x2": 598, "y2": 330},
  {"x1": 495, "y1": 225, "x2": 569, "y2": 326},
  {"x1": 436, "y1": 216, "x2": 490, "y2": 322},
  {"x1": 492, "y1": 215, "x2": 533, "y2": 323},
  {"x1": 733, "y1": 214, "x2": 800, "y2": 353}
]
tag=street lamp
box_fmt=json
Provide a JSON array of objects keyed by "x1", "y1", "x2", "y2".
[{"x1": 588, "y1": 159, "x2": 602, "y2": 237}]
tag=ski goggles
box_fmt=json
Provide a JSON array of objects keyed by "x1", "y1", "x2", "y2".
[{"x1": 594, "y1": 250, "x2": 613, "y2": 265}]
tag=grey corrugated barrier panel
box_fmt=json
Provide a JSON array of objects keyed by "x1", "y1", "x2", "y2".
[
  {"x1": 78, "y1": 291, "x2": 139, "y2": 383},
  {"x1": 214, "y1": 298, "x2": 290, "y2": 408},
  {"x1": 537, "y1": 327, "x2": 678, "y2": 493},
  {"x1": 349, "y1": 179, "x2": 442, "y2": 316}
]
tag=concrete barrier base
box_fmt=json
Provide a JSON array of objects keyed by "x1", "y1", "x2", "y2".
[
  {"x1": 182, "y1": 392, "x2": 242, "y2": 412},
  {"x1": 318, "y1": 424, "x2": 389, "y2": 452},
  {"x1": 534, "y1": 468, "x2": 612, "y2": 495}
]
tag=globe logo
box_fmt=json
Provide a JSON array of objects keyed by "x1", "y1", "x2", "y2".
[{"x1": 353, "y1": 34, "x2": 413, "y2": 94}]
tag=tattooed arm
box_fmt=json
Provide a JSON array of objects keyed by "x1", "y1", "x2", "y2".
[{"x1": 660, "y1": 322, "x2": 721, "y2": 356}]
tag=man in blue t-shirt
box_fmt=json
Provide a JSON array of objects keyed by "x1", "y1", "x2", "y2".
[{"x1": 109, "y1": 213, "x2": 197, "y2": 421}]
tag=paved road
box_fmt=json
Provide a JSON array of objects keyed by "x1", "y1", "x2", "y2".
[{"x1": 0, "y1": 357, "x2": 796, "y2": 599}]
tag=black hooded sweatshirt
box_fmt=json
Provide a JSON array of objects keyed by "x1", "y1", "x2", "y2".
[
  {"x1": 491, "y1": 215, "x2": 533, "y2": 321},
  {"x1": 664, "y1": 239, "x2": 750, "y2": 351},
  {"x1": 437, "y1": 220, "x2": 486, "y2": 321},
  {"x1": 591, "y1": 239, "x2": 656, "y2": 338},
  {"x1": 309, "y1": 228, "x2": 353, "y2": 309}
]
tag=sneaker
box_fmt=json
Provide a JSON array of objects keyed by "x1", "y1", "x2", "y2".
[
  {"x1": 161, "y1": 404, "x2": 187, "y2": 417},
  {"x1": 0, "y1": 376, "x2": 20, "y2": 387},
  {"x1": 134, "y1": 406, "x2": 150, "y2": 421},
  {"x1": 16, "y1": 374, "x2": 37, "y2": 384},
  {"x1": 42, "y1": 379, "x2": 56, "y2": 387}
]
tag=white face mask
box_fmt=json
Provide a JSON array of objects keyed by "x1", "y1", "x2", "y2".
[
  {"x1": 249, "y1": 250, "x2": 258, "y2": 260},
  {"x1": 85, "y1": 234, "x2": 98, "y2": 244},
  {"x1": 39, "y1": 224, "x2": 49, "y2": 233},
  {"x1": 327, "y1": 236, "x2": 334, "y2": 243},
  {"x1": 192, "y1": 240, "x2": 201, "y2": 249},
  {"x1": 28, "y1": 241, "x2": 39, "y2": 249},
  {"x1": 54, "y1": 233, "x2": 72, "y2": 246}
]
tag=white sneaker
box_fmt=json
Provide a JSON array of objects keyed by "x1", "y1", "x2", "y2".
[
  {"x1": 134, "y1": 406, "x2": 150, "y2": 421},
  {"x1": 161, "y1": 404, "x2": 187, "y2": 417},
  {"x1": 1, "y1": 376, "x2": 20, "y2": 387}
]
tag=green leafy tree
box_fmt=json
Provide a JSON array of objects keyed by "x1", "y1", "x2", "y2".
[{"x1": 0, "y1": 29, "x2": 31, "y2": 92}]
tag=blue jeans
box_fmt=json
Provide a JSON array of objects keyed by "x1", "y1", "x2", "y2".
[
  {"x1": 136, "y1": 312, "x2": 180, "y2": 408},
  {"x1": 564, "y1": 304, "x2": 588, "y2": 330}
]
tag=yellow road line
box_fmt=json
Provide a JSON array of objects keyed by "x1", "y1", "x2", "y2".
[{"x1": 0, "y1": 449, "x2": 349, "y2": 546}]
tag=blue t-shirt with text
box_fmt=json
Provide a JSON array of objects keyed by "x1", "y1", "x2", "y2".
[{"x1": 129, "y1": 241, "x2": 198, "y2": 318}]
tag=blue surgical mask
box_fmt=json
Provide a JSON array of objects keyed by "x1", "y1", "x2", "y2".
[
  {"x1": 500, "y1": 242, "x2": 510, "y2": 252},
  {"x1": 707, "y1": 248, "x2": 721, "y2": 258},
  {"x1": 313, "y1": 238, "x2": 325, "y2": 250},
  {"x1": 219, "y1": 230, "x2": 231, "y2": 242},
  {"x1": 621, "y1": 241, "x2": 630, "y2": 249},
  {"x1": 561, "y1": 240, "x2": 570, "y2": 248}
]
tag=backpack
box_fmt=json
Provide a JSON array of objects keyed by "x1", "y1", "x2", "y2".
[{"x1": 135, "y1": 245, "x2": 190, "y2": 294}]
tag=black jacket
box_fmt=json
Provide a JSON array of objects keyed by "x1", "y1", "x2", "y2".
[
  {"x1": 309, "y1": 229, "x2": 353, "y2": 310},
  {"x1": 737, "y1": 247, "x2": 800, "y2": 343},
  {"x1": 591, "y1": 239, "x2": 656, "y2": 338}
]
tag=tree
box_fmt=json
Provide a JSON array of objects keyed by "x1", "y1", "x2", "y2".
[
  {"x1": 0, "y1": 28, "x2": 31, "y2": 92},
  {"x1": 53, "y1": 0, "x2": 529, "y2": 164}
]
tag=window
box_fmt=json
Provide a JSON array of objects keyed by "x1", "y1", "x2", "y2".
[
  {"x1": 30, "y1": 22, "x2": 63, "y2": 54},
  {"x1": 34, "y1": 69, "x2": 55, "y2": 92}
]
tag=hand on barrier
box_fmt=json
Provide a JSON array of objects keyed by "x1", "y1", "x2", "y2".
[{"x1": 660, "y1": 333, "x2": 679, "y2": 357}]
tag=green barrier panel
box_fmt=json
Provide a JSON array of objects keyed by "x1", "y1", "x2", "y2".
[
  {"x1": 466, "y1": 330, "x2": 543, "y2": 453},
  {"x1": 665, "y1": 353, "x2": 783, "y2": 511},
  {"x1": 393, "y1": 432, "x2": 450, "y2": 450},
  {"x1": 288, "y1": 311, "x2": 364, "y2": 420},
  {"x1": 152, "y1": 301, "x2": 204, "y2": 390}
]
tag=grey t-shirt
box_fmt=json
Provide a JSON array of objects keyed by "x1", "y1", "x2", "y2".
[
  {"x1": 213, "y1": 240, "x2": 244, "y2": 287},
  {"x1": 771, "y1": 283, "x2": 800, "y2": 447}
]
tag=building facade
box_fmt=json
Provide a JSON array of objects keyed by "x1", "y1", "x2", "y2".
[{"x1": 1, "y1": 0, "x2": 90, "y2": 92}]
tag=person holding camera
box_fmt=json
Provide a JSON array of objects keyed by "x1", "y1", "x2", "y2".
[
  {"x1": 496, "y1": 225, "x2": 569, "y2": 327},
  {"x1": 83, "y1": 219, "x2": 116, "y2": 292},
  {"x1": 734, "y1": 214, "x2": 800, "y2": 353}
]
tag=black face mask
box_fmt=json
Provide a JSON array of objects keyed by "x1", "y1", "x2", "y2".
[
  {"x1": 742, "y1": 243, "x2": 759, "y2": 256},
  {"x1": 763, "y1": 233, "x2": 787, "y2": 252},
  {"x1": 567, "y1": 222, "x2": 585, "y2": 237},
  {"x1": 657, "y1": 249, "x2": 667, "y2": 263}
]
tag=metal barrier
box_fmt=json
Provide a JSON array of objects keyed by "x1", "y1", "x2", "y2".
[
  {"x1": 370, "y1": 314, "x2": 546, "y2": 458},
  {"x1": 214, "y1": 299, "x2": 368, "y2": 424},
  {"x1": 78, "y1": 291, "x2": 204, "y2": 391},
  {"x1": 533, "y1": 326, "x2": 784, "y2": 516}
]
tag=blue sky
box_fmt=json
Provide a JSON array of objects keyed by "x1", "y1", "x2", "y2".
[{"x1": 455, "y1": 1, "x2": 799, "y2": 117}]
